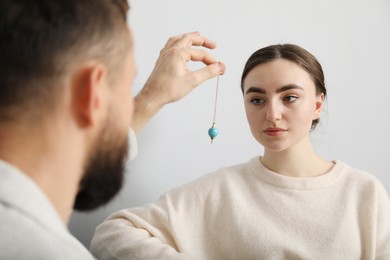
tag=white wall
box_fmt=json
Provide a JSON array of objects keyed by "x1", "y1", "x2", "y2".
[{"x1": 69, "y1": 0, "x2": 390, "y2": 247}]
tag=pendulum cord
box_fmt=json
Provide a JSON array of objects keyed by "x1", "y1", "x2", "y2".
[{"x1": 208, "y1": 74, "x2": 220, "y2": 143}]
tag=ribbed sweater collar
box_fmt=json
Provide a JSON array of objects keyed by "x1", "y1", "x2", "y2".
[{"x1": 249, "y1": 156, "x2": 348, "y2": 190}]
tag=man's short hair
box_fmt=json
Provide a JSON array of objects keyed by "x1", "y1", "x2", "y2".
[{"x1": 0, "y1": 0, "x2": 130, "y2": 122}]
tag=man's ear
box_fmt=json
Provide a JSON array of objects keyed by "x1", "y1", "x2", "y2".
[
  {"x1": 71, "y1": 62, "x2": 106, "y2": 127},
  {"x1": 313, "y1": 93, "x2": 325, "y2": 120}
]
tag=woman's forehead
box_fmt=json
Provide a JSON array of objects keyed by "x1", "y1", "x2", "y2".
[{"x1": 243, "y1": 59, "x2": 314, "y2": 92}]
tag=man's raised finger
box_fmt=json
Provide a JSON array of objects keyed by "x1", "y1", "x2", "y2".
[
  {"x1": 187, "y1": 48, "x2": 218, "y2": 65},
  {"x1": 163, "y1": 31, "x2": 200, "y2": 49},
  {"x1": 174, "y1": 33, "x2": 217, "y2": 49}
]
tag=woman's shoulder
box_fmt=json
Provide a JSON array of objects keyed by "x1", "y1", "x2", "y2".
[
  {"x1": 336, "y1": 160, "x2": 388, "y2": 194},
  {"x1": 337, "y1": 160, "x2": 378, "y2": 180}
]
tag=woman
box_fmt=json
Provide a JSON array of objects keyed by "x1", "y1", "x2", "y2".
[{"x1": 91, "y1": 44, "x2": 390, "y2": 260}]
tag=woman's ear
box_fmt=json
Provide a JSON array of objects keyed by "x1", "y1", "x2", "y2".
[{"x1": 313, "y1": 93, "x2": 325, "y2": 120}]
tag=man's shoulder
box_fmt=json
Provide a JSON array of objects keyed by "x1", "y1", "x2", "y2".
[
  {"x1": 0, "y1": 202, "x2": 94, "y2": 259},
  {"x1": 0, "y1": 203, "x2": 59, "y2": 258}
]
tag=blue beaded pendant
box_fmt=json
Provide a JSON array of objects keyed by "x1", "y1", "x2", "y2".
[
  {"x1": 208, "y1": 122, "x2": 219, "y2": 143},
  {"x1": 208, "y1": 74, "x2": 221, "y2": 144}
]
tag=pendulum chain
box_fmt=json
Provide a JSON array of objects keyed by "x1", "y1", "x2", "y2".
[{"x1": 208, "y1": 75, "x2": 220, "y2": 143}]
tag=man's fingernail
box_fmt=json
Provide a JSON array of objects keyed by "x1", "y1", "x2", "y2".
[{"x1": 218, "y1": 62, "x2": 226, "y2": 74}]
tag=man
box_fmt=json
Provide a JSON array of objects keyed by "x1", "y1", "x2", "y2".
[{"x1": 0, "y1": 0, "x2": 225, "y2": 258}]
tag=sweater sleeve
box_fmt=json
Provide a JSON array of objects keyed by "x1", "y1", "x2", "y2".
[
  {"x1": 128, "y1": 128, "x2": 138, "y2": 161},
  {"x1": 376, "y1": 183, "x2": 390, "y2": 259},
  {"x1": 90, "y1": 194, "x2": 190, "y2": 260}
]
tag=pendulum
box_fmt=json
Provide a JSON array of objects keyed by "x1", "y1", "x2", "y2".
[
  {"x1": 208, "y1": 122, "x2": 218, "y2": 143},
  {"x1": 208, "y1": 74, "x2": 220, "y2": 143}
]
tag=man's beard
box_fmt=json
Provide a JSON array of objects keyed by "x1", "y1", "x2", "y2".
[{"x1": 73, "y1": 122, "x2": 129, "y2": 211}]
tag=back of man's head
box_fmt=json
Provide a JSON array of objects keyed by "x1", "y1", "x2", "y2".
[{"x1": 0, "y1": 0, "x2": 130, "y2": 123}]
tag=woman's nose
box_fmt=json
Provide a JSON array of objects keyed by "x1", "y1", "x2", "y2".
[{"x1": 265, "y1": 101, "x2": 282, "y2": 122}]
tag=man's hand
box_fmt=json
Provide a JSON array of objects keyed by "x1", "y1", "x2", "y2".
[{"x1": 132, "y1": 32, "x2": 225, "y2": 134}]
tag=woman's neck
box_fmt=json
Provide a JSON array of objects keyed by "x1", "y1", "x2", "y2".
[{"x1": 261, "y1": 137, "x2": 333, "y2": 178}]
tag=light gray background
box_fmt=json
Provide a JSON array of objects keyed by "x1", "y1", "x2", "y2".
[{"x1": 69, "y1": 0, "x2": 390, "y2": 248}]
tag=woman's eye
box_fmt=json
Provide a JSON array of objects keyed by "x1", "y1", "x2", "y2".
[
  {"x1": 283, "y1": 95, "x2": 298, "y2": 103},
  {"x1": 250, "y1": 98, "x2": 265, "y2": 105}
]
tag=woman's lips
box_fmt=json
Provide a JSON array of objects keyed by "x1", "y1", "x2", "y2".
[{"x1": 264, "y1": 128, "x2": 287, "y2": 136}]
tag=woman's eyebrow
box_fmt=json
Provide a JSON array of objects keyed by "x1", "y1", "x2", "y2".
[
  {"x1": 245, "y1": 87, "x2": 266, "y2": 95},
  {"x1": 245, "y1": 84, "x2": 304, "y2": 95},
  {"x1": 276, "y1": 84, "x2": 304, "y2": 93}
]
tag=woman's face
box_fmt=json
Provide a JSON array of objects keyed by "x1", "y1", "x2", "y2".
[{"x1": 243, "y1": 59, "x2": 324, "y2": 152}]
